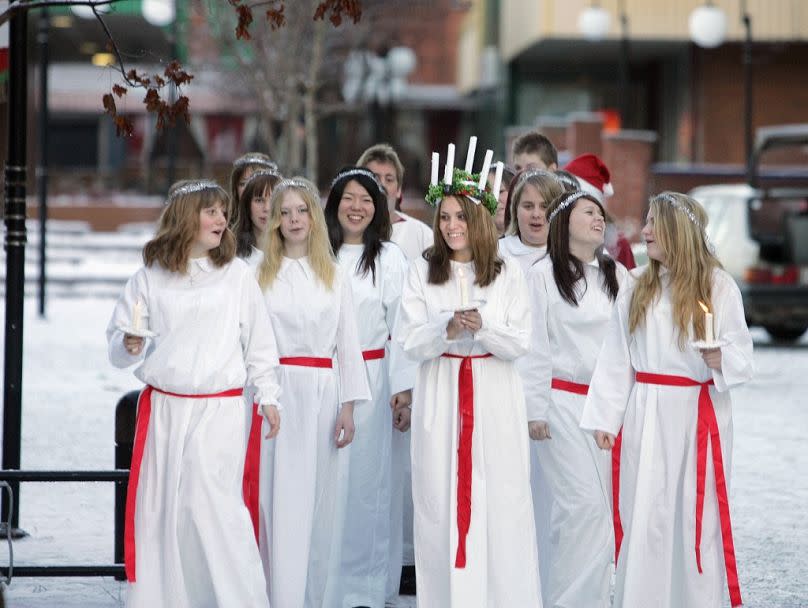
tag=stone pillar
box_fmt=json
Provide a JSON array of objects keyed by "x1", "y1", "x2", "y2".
[
  {"x1": 601, "y1": 129, "x2": 658, "y2": 240},
  {"x1": 566, "y1": 112, "x2": 603, "y2": 159}
]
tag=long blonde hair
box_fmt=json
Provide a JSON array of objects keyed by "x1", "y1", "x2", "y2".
[
  {"x1": 257, "y1": 178, "x2": 336, "y2": 291},
  {"x1": 143, "y1": 180, "x2": 235, "y2": 273},
  {"x1": 629, "y1": 192, "x2": 722, "y2": 347}
]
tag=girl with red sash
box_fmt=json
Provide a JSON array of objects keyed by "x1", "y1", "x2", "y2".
[
  {"x1": 395, "y1": 164, "x2": 541, "y2": 608},
  {"x1": 581, "y1": 192, "x2": 753, "y2": 608},
  {"x1": 106, "y1": 180, "x2": 282, "y2": 608},
  {"x1": 521, "y1": 190, "x2": 629, "y2": 607},
  {"x1": 253, "y1": 177, "x2": 370, "y2": 608},
  {"x1": 324, "y1": 167, "x2": 417, "y2": 607}
]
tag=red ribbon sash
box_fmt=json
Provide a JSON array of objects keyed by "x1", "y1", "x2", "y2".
[
  {"x1": 278, "y1": 356, "x2": 333, "y2": 368},
  {"x1": 634, "y1": 372, "x2": 742, "y2": 607},
  {"x1": 362, "y1": 348, "x2": 386, "y2": 361},
  {"x1": 441, "y1": 352, "x2": 493, "y2": 569},
  {"x1": 126, "y1": 386, "x2": 244, "y2": 583},
  {"x1": 550, "y1": 377, "x2": 589, "y2": 395}
]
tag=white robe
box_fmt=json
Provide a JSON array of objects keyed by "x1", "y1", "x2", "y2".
[
  {"x1": 334, "y1": 242, "x2": 416, "y2": 607},
  {"x1": 244, "y1": 245, "x2": 264, "y2": 269},
  {"x1": 107, "y1": 257, "x2": 280, "y2": 608},
  {"x1": 387, "y1": 211, "x2": 434, "y2": 598},
  {"x1": 497, "y1": 234, "x2": 546, "y2": 274},
  {"x1": 580, "y1": 267, "x2": 754, "y2": 608},
  {"x1": 394, "y1": 257, "x2": 542, "y2": 608},
  {"x1": 522, "y1": 257, "x2": 629, "y2": 607},
  {"x1": 258, "y1": 257, "x2": 371, "y2": 608}
]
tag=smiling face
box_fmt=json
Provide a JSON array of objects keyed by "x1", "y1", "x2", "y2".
[
  {"x1": 191, "y1": 199, "x2": 228, "y2": 257},
  {"x1": 568, "y1": 198, "x2": 606, "y2": 251},
  {"x1": 337, "y1": 179, "x2": 375, "y2": 244},
  {"x1": 516, "y1": 183, "x2": 548, "y2": 247},
  {"x1": 279, "y1": 190, "x2": 311, "y2": 248},
  {"x1": 250, "y1": 186, "x2": 271, "y2": 237},
  {"x1": 642, "y1": 209, "x2": 665, "y2": 263},
  {"x1": 439, "y1": 196, "x2": 471, "y2": 259}
]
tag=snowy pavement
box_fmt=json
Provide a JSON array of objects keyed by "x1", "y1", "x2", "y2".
[{"x1": 0, "y1": 296, "x2": 806, "y2": 607}]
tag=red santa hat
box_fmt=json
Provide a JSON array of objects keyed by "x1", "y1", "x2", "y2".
[{"x1": 564, "y1": 153, "x2": 614, "y2": 203}]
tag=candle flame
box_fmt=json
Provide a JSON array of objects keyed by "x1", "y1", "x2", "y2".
[{"x1": 698, "y1": 300, "x2": 710, "y2": 314}]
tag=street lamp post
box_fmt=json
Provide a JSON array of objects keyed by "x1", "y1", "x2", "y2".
[{"x1": 37, "y1": 9, "x2": 50, "y2": 319}]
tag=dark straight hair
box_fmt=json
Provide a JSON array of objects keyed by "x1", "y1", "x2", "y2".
[
  {"x1": 545, "y1": 192, "x2": 620, "y2": 306},
  {"x1": 324, "y1": 166, "x2": 391, "y2": 284}
]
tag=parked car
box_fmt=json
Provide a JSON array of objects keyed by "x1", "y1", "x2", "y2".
[{"x1": 689, "y1": 125, "x2": 808, "y2": 342}]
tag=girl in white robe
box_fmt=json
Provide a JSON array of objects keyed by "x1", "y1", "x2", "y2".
[
  {"x1": 106, "y1": 180, "x2": 281, "y2": 608},
  {"x1": 251, "y1": 178, "x2": 371, "y2": 608},
  {"x1": 522, "y1": 191, "x2": 628, "y2": 607},
  {"x1": 581, "y1": 192, "x2": 753, "y2": 608},
  {"x1": 234, "y1": 170, "x2": 282, "y2": 268},
  {"x1": 395, "y1": 179, "x2": 542, "y2": 608},
  {"x1": 324, "y1": 167, "x2": 417, "y2": 607}
]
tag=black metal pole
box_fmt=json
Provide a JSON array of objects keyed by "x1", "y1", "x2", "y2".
[
  {"x1": 742, "y1": 7, "x2": 753, "y2": 183},
  {"x1": 37, "y1": 9, "x2": 49, "y2": 318},
  {"x1": 617, "y1": 2, "x2": 630, "y2": 127},
  {"x1": 2, "y1": 8, "x2": 29, "y2": 538}
]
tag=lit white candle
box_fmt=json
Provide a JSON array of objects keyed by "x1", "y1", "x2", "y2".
[
  {"x1": 444, "y1": 143, "x2": 455, "y2": 185},
  {"x1": 430, "y1": 152, "x2": 439, "y2": 186},
  {"x1": 464, "y1": 136, "x2": 477, "y2": 173},
  {"x1": 698, "y1": 301, "x2": 714, "y2": 343},
  {"x1": 478, "y1": 150, "x2": 493, "y2": 189},
  {"x1": 492, "y1": 161, "x2": 504, "y2": 197},
  {"x1": 457, "y1": 266, "x2": 469, "y2": 307},
  {"x1": 132, "y1": 299, "x2": 143, "y2": 332}
]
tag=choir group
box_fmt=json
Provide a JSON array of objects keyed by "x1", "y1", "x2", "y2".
[{"x1": 107, "y1": 131, "x2": 754, "y2": 608}]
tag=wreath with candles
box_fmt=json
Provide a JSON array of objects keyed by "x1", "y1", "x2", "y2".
[{"x1": 425, "y1": 168, "x2": 498, "y2": 217}]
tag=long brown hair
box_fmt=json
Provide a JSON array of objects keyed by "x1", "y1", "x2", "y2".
[
  {"x1": 229, "y1": 152, "x2": 277, "y2": 231},
  {"x1": 143, "y1": 180, "x2": 235, "y2": 273},
  {"x1": 505, "y1": 169, "x2": 564, "y2": 238},
  {"x1": 236, "y1": 171, "x2": 282, "y2": 258},
  {"x1": 425, "y1": 195, "x2": 503, "y2": 287},
  {"x1": 629, "y1": 192, "x2": 722, "y2": 348},
  {"x1": 545, "y1": 192, "x2": 619, "y2": 306}
]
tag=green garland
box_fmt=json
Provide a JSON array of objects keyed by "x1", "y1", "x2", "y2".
[{"x1": 425, "y1": 168, "x2": 498, "y2": 216}]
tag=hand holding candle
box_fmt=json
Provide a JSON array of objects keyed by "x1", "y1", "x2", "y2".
[{"x1": 132, "y1": 299, "x2": 143, "y2": 332}]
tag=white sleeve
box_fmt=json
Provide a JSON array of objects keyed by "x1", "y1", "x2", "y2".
[
  {"x1": 580, "y1": 289, "x2": 635, "y2": 435},
  {"x1": 394, "y1": 262, "x2": 453, "y2": 362},
  {"x1": 239, "y1": 272, "x2": 282, "y2": 409},
  {"x1": 521, "y1": 267, "x2": 552, "y2": 422},
  {"x1": 336, "y1": 274, "x2": 373, "y2": 404},
  {"x1": 475, "y1": 262, "x2": 532, "y2": 361},
  {"x1": 106, "y1": 268, "x2": 150, "y2": 369},
  {"x1": 383, "y1": 247, "x2": 418, "y2": 395},
  {"x1": 711, "y1": 274, "x2": 754, "y2": 392}
]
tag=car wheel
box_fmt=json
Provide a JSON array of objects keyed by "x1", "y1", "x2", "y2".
[{"x1": 764, "y1": 325, "x2": 808, "y2": 343}]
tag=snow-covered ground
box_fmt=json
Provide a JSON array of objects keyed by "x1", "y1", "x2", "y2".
[{"x1": 1, "y1": 270, "x2": 807, "y2": 606}]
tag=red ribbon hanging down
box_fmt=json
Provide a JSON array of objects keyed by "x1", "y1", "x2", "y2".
[
  {"x1": 125, "y1": 386, "x2": 244, "y2": 583},
  {"x1": 551, "y1": 378, "x2": 623, "y2": 561},
  {"x1": 441, "y1": 352, "x2": 492, "y2": 568},
  {"x1": 634, "y1": 372, "x2": 742, "y2": 607}
]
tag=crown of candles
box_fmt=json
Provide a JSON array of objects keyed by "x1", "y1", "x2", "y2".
[{"x1": 425, "y1": 137, "x2": 501, "y2": 216}]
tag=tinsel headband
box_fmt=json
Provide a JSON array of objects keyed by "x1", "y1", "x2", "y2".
[
  {"x1": 652, "y1": 191, "x2": 716, "y2": 254},
  {"x1": 330, "y1": 168, "x2": 385, "y2": 197},
  {"x1": 166, "y1": 180, "x2": 221, "y2": 205},
  {"x1": 243, "y1": 169, "x2": 282, "y2": 189},
  {"x1": 515, "y1": 169, "x2": 564, "y2": 191},
  {"x1": 547, "y1": 191, "x2": 591, "y2": 224},
  {"x1": 273, "y1": 178, "x2": 320, "y2": 198},
  {"x1": 233, "y1": 155, "x2": 278, "y2": 171}
]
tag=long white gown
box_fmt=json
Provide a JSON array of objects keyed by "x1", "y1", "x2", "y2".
[
  {"x1": 334, "y1": 242, "x2": 416, "y2": 607},
  {"x1": 395, "y1": 257, "x2": 543, "y2": 608},
  {"x1": 258, "y1": 256, "x2": 371, "y2": 608},
  {"x1": 522, "y1": 257, "x2": 629, "y2": 607},
  {"x1": 386, "y1": 211, "x2": 434, "y2": 599},
  {"x1": 580, "y1": 267, "x2": 754, "y2": 608},
  {"x1": 107, "y1": 256, "x2": 280, "y2": 608},
  {"x1": 497, "y1": 234, "x2": 546, "y2": 274}
]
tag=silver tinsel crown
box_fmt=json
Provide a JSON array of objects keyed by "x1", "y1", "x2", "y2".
[
  {"x1": 330, "y1": 168, "x2": 385, "y2": 197},
  {"x1": 653, "y1": 192, "x2": 717, "y2": 254},
  {"x1": 273, "y1": 178, "x2": 320, "y2": 198},
  {"x1": 547, "y1": 191, "x2": 590, "y2": 224},
  {"x1": 233, "y1": 155, "x2": 278, "y2": 171},
  {"x1": 166, "y1": 180, "x2": 221, "y2": 205}
]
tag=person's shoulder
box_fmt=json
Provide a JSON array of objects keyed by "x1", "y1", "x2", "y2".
[
  {"x1": 381, "y1": 240, "x2": 408, "y2": 263},
  {"x1": 711, "y1": 266, "x2": 740, "y2": 295},
  {"x1": 498, "y1": 234, "x2": 517, "y2": 256},
  {"x1": 629, "y1": 263, "x2": 650, "y2": 280}
]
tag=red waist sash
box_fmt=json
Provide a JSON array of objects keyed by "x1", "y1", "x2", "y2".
[
  {"x1": 550, "y1": 377, "x2": 589, "y2": 395},
  {"x1": 634, "y1": 371, "x2": 742, "y2": 607},
  {"x1": 441, "y1": 352, "x2": 493, "y2": 569},
  {"x1": 279, "y1": 356, "x2": 332, "y2": 368},
  {"x1": 362, "y1": 347, "x2": 386, "y2": 361},
  {"x1": 126, "y1": 386, "x2": 244, "y2": 582}
]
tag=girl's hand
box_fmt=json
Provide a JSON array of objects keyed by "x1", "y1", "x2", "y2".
[
  {"x1": 700, "y1": 347, "x2": 722, "y2": 371},
  {"x1": 446, "y1": 313, "x2": 465, "y2": 340},
  {"x1": 261, "y1": 404, "x2": 281, "y2": 439},
  {"x1": 393, "y1": 406, "x2": 411, "y2": 432},
  {"x1": 335, "y1": 403, "x2": 355, "y2": 448},
  {"x1": 123, "y1": 334, "x2": 145, "y2": 356},
  {"x1": 528, "y1": 420, "x2": 551, "y2": 441},
  {"x1": 459, "y1": 309, "x2": 482, "y2": 333},
  {"x1": 390, "y1": 390, "x2": 412, "y2": 411},
  {"x1": 594, "y1": 430, "x2": 616, "y2": 450}
]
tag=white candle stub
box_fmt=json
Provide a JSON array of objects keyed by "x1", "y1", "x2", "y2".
[
  {"x1": 698, "y1": 301, "x2": 714, "y2": 343},
  {"x1": 457, "y1": 266, "x2": 469, "y2": 307},
  {"x1": 132, "y1": 300, "x2": 143, "y2": 332},
  {"x1": 430, "y1": 152, "x2": 440, "y2": 186}
]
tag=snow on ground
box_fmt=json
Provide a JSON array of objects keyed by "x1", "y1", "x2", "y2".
[{"x1": 0, "y1": 295, "x2": 806, "y2": 607}]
